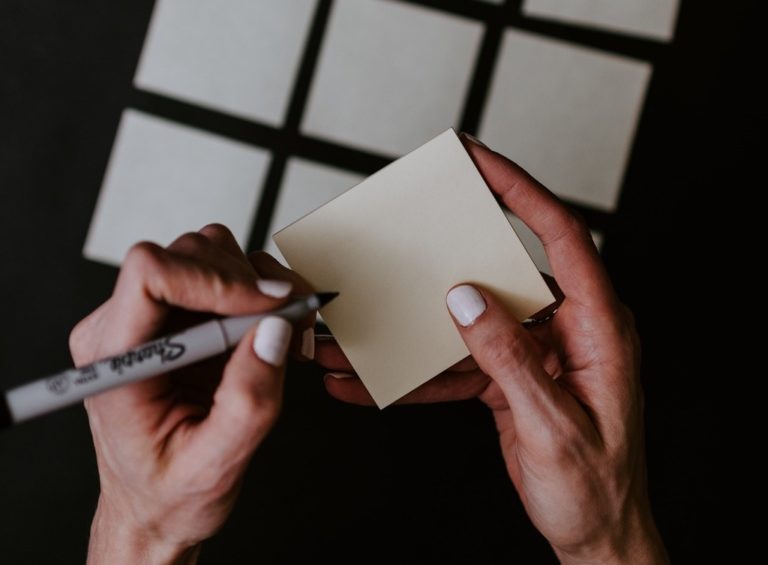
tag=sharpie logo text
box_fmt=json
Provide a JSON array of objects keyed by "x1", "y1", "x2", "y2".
[{"x1": 109, "y1": 337, "x2": 186, "y2": 375}]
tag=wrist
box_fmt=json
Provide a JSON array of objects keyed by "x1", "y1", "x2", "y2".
[
  {"x1": 554, "y1": 503, "x2": 668, "y2": 565},
  {"x1": 88, "y1": 496, "x2": 200, "y2": 565}
]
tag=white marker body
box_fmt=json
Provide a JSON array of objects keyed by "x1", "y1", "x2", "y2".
[
  {"x1": 6, "y1": 319, "x2": 230, "y2": 423},
  {"x1": 4, "y1": 294, "x2": 320, "y2": 425}
]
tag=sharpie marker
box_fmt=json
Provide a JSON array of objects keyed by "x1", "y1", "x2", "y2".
[{"x1": 0, "y1": 292, "x2": 338, "y2": 429}]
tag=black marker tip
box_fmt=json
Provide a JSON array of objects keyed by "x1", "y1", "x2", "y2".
[
  {"x1": 0, "y1": 396, "x2": 12, "y2": 430},
  {"x1": 315, "y1": 292, "x2": 339, "y2": 308}
]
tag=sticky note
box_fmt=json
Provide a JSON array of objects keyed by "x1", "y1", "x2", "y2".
[
  {"x1": 479, "y1": 29, "x2": 651, "y2": 211},
  {"x1": 84, "y1": 110, "x2": 270, "y2": 266},
  {"x1": 274, "y1": 129, "x2": 554, "y2": 407},
  {"x1": 264, "y1": 159, "x2": 365, "y2": 264},
  {"x1": 301, "y1": 0, "x2": 483, "y2": 156},
  {"x1": 134, "y1": 0, "x2": 317, "y2": 125},
  {"x1": 523, "y1": 0, "x2": 680, "y2": 43}
]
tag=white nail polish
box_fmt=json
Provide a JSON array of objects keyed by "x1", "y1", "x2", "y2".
[
  {"x1": 301, "y1": 327, "x2": 315, "y2": 360},
  {"x1": 325, "y1": 372, "x2": 354, "y2": 379},
  {"x1": 447, "y1": 285, "x2": 487, "y2": 327},
  {"x1": 253, "y1": 317, "x2": 292, "y2": 366},
  {"x1": 460, "y1": 132, "x2": 488, "y2": 148},
  {"x1": 256, "y1": 279, "x2": 292, "y2": 298}
]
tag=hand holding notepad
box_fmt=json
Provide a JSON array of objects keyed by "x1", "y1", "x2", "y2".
[{"x1": 274, "y1": 129, "x2": 554, "y2": 407}]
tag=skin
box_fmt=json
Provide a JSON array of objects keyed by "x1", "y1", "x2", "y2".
[
  {"x1": 69, "y1": 224, "x2": 314, "y2": 564},
  {"x1": 316, "y1": 137, "x2": 669, "y2": 564},
  {"x1": 71, "y1": 140, "x2": 667, "y2": 564}
]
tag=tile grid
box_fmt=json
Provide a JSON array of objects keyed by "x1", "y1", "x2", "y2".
[{"x1": 124, "y1": 0, "x2": 664, "y2": 255}]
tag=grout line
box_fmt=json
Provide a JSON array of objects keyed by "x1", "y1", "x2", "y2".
[
  {"x1": 128, "y1": 89, "x2": 393, "y2": 173},
  {"x1": 128, "y1": 89, "x2": 280, "y2": 148},
  {"x1": 129, "y1": 88, "x2": 616, "y2": 235},
  {"x1": 395, "y1": 0, "x2": 664, "y2": 61},
  {"x1": 247, "y1": 0, "x2": 334, "y2": 252},
  {"x1": 388, "y1": 0, "x2": 497, "y2": 20},
  {"x1": 458, "y1": 0, "x2": 514, "y2": 134}
]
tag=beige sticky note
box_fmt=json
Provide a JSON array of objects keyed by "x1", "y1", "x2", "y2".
[{"x1": 274, "y1": 129, "x2": 554, "y2": 407}]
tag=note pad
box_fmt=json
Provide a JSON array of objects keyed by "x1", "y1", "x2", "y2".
[
  {"x1": 134, "y1": 0, "x2": 317, "y2": 125},
  {"x1": 301, "y1": 0, "x2": 483, "y2": 156},
  {"x1": 479, "y1": 29, "x2": 651, "y2": 211},
  {"x1": 264, "y1": 159, "x2": 365, "y2": 264},
  {"x1": 84, "y1": 110, "x2": 270, "y2": 266},
  {"x1": 274, "y1": 129, "x2": 554, "y2": 407},
  {"x1": 523, "y1": 0, "x2": 680, "y2": 43}
]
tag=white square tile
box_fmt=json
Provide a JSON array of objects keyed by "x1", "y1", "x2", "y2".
[
  {"x1": 134, "y1": 0, "x2": 317, "y2": 125},
  {"x1": 479, "y1": 29, "x2": 651, "y2": 211},
  {"x1": 84, "y1": 110, "x2": 270, "y2": 266},
  {"x1": 505, "y1": 212, "x2": 603, "y2": 275},
  {"x1": 523, "y1": 0, "x2": 680, "y2": 42},
  {"x1": 264, "y1": 159, "x2": 365, "y2": 264},
  {"x1": 301, "y1": 0, "x2": 484, "y2": 156}
]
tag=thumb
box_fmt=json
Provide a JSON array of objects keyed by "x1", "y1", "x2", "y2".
[
  {"x1": 190, "y1": 316, "x2": 293, "y2": 462},
  {"x1": 445, "y1": 284, "x2": 568, "y2": 439}
]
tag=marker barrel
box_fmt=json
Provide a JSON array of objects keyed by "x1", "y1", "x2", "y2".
[{"x1": 6, "y1": 320, "x2": 229, "y2": 423}]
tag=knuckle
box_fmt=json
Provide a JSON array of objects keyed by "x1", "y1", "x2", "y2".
[
  {"x1": 68, "y1": 318, "x2": 91, "y2": 361},
  {"x1": 542, "y1": 208, "x2": 591, "y2": 248},
  {"x1": 170, "y1": 232, "x2": 210, "y2": 255},
  {"x1": 199, "y1": 223, "x2": 233, "y2": 240},
  {"x1": 482, "y1": 327, "x2": 532, "y2": 373},
  {"x1": 124, "y1": 241, "x2": 167, "y2": 275}
]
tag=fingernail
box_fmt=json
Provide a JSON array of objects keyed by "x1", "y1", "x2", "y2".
[
  {"x1": 301, "y1": 327, "x2": 315, "y2": 360},
  {"x1": 257, "y1": 279, "x2": 292, "y2": 298},
  {"x1": 325, "y1": 372, "x2": 354, "y2": 379},
  {"x1": 253, "y1": 316, "x2": 293, "y2": 366},
  {"x1": 447, "y1": 285, "x2": 487, "y2": 327},
  {"x1": 459, "y1": 132, "x2": 488, "y2": 149}
]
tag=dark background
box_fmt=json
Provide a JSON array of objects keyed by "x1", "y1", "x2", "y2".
[{"x1": 0, "y1": 1, "x2": 755, "y2": 562}]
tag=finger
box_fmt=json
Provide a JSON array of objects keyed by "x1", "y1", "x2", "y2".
[
  {"x1": 108, "y1": 242, "x2": 293, "y2": 353},
  {"x1": 198, "y1": 223, "x2": 246, "y2": 258},
  {"x1": 315, "y1": 337, "x2": 355, "y2": 371},
  {"x1": 166, "y1": 230, "x2": 256, "y2": 282},
  {"x1": 249, "y1": 251, "x2": 317, "y2": 360},
  {"x1": 69, "y1": 300, "x2": 113, "y2": 366},
  {"x1": 448, "y1": 355, "x2": 479, "y2": 372},
  {"x1": 188, "y1": 316, "x2": 291, "y2": 462},
  {"x1": 446, "y1": 283, "x2": 595, "y2": 441},
  {"x1": 248, "y1": 251, "x2": 315, "y2": 294},
  {"x1": 324, "y1": 369, "x2": 490, "y2": 406},
  {"x1": 461, "y1": 135, "x2": 616, "y2": 310}
]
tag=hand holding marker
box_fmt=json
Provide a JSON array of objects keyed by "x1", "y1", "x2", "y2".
[{"x1": 0, "y1": 293, "x2": 338, "y2": 428}]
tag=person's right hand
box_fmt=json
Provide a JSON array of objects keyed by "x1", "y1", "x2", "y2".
[
  {"x1": 70, "y1": 224, "x2": 314, "y2": 565},
  {"x1": 316, "y1": 136, "x2": 668, "y2": 564}
]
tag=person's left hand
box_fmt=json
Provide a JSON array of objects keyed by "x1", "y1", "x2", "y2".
[
  {"x1": 312, "y1": 138, "x2": 666, "y2": 564},
  {"x1": 70, "y1": 224, "x2": 314, "y2": 565}
]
